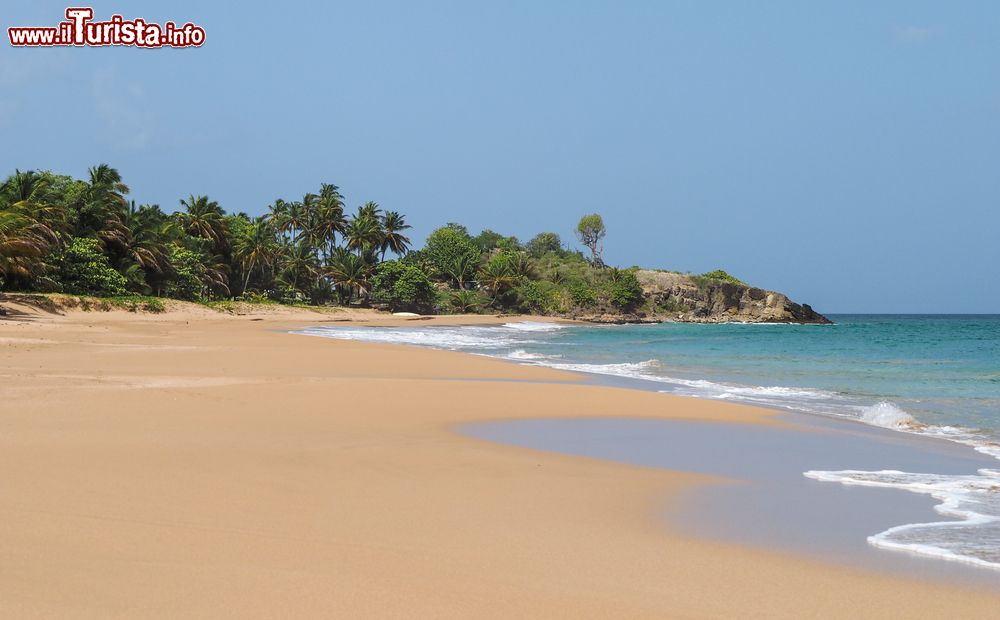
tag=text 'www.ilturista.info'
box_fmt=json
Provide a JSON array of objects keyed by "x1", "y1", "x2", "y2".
[{"x1": 8, "y1": 7, "x2": 205, "y2": 48}]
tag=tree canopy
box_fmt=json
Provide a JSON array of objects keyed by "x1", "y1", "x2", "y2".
[
  {"x1": 1, "y1": 165, "x2": 656, "y2": 319},
  {"x1": 575, "y1": 214, "x2": 606, "y2": 267}
]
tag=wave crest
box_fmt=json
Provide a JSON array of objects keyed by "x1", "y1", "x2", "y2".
[
  {"x1": 859, "y1": 402, "x2": 920, "y2": 430},
  {"x1": 501, "y1": 321, "x2": 566, "y2": 332}
]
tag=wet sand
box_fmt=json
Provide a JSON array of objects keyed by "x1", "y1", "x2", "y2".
[{"x1": 463, "y1": 413, "x2": 1000, "y2": 585}]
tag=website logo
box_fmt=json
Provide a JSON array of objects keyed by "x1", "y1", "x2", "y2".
[{"x1": 8, "y1": 7, "x2": 205, "y2": 48}]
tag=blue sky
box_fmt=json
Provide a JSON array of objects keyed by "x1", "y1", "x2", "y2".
[{"x1": 2, "y1": 1, "x2": 998, "y2": 312}]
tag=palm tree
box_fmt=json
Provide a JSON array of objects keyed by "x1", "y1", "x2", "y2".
[
  {"x1": 328, "y1": 248, "x2": 372, "y2": 303},
  {"x1": 379, "y1": 211, "x2": 411, "y2": 261},
  {"x1": 76, "y1": 164, "x2": 129, "y2": 246},
  {"x1": 478, "y1": 259, "x2": 516, "y2": 305},
  {"x1": 178, "y1": 195, "x2": 227, "y2": 249},
  {"x1": 319, "y1": 183, "x2": 342, "y2": 201},
  {"x1": 234, "y1": 216, "x2": 277, "y2": 294},
  {"x1": 281, "y1": 200, "x2": 309, "y2": 243},
  {"x1": 280, "y1": 240, "x2": 319, "y2": 292},
  {"x1": 445, "y1": 252, "x2": 480, "y2": 290},
  {"x1": 0, "y1": 209, "x2": 47, "y2": 280},
  {"x1": 266, "y1": 199, "x2": 289, "y2": 238},
  {"x1": 0, "y1": 170, "x2": 64, "y2": 281},
  {"x1": 120, "y1": 201, "x2": 170, "y2": 274},
  {"x1": 200, "y1": 253, "x2": 231, "y2": 298},
  {"x1": 176, "y1": 195, "x2": 230, "y2": 297},
  {"x1": 345, "y1": 214, "x2": 382, "y2": 255},
  {"x1": 312, "y1": 192, "x2": 347, "y2": 260},
  {"x1": 507, "y1": 252, "x2": 535, "y2": 281},
  {"x1": 2, "y1": 170, "x2": 64, "y2": 238},
  {"x1": 449, "y1": 289, "x2": 483, "y2": 313},
  {"x1": 357, "y1": 201, "x2": 381, "y2": 221}
]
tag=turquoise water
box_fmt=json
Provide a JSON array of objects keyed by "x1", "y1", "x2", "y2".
[
  {"x1": 513, "y1": 315, "x2": 1000, "y2": 435},
  {"x1": 299, "y1": 315, "x2": 1000, "y2": 438}
]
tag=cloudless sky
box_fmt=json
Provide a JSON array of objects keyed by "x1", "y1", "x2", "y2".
[{"x1": 2, "y1": 1, "x2": 998, "y2": 312}]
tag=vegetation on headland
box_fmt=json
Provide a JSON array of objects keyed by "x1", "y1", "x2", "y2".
[{"x1": 1, "y1": 164, "x2": 793, "y2": 321}]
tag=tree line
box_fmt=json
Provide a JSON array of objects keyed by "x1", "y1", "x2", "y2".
[{"x1": 0, "y1": 164, "x2": 643, "y2": 315}]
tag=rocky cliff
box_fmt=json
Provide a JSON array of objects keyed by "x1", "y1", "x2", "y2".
[
  {"x1": 635, "y1": 270, "x2": 829, "y2": 323},
  {"x1": 571, "y1": 270, "x2": 830, "y2": 324}
]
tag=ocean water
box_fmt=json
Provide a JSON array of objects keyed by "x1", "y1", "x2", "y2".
[{"x1": 296, "y1": 315, "x2": 1000, "y2": 569}]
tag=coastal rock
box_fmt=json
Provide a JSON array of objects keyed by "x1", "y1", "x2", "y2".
[
  {"x1": 570, "y1": 312, "x2": 661, "y2": 325},
  {"x1": 634, "y1": 270, "x2": 831, "y2": 324}
]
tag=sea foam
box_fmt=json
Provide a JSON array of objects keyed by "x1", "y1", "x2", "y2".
[
  {"x1": 501, "y1": 321, "x2": 567, "y2": 332},
  {"x1": 295, "y1": 324, "x2": 543, "y2": 350},
  {"x1": 805, "y1": 468, "x2": 1000, "y2": 569},
  {"x1": 858, "y1": 402, "x2": 919, "y2": 430}
]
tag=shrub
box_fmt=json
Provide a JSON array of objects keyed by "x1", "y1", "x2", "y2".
[
  {"x1": 608, "y1": 270, "x2": 643, "y2": 310},
  {"x1": 569, "y1": 282, "x2": 598, "y2": 308},
  {"x1": 700, "y1": 269, "x2": 745, "y2": 285},
  {"x1": 56, "y1": 238, "x2": 127, "y2": 296},
  {"x1": 105, "y1": 295, "x2": 166, "y2": 313},
  {"x1": 514, "y1": 280, "x2": 557, "y2": 314},
  {"x1": 449, "y1": 289, "x2": 487, "y2": 313},
  {"x1": 142, "y1": 297, "x2": 166, "y2": 312},
  {"x1": 266, "y1": 284, "x2": 305, "y2": 305},
  {"x1": 121, "y1": 263, "x2": 150, "y2": 295},
  {"x1": 370, "y1": 260, "x2": 436, "y2": 312},
  {"x1": 164, "y1": 246, "x2": 205, "y2": 301}
]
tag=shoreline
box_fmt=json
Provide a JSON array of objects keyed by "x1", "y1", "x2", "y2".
[
  {"x1": 3, "y1": 306, "x2": 999, "y2": 617},
  {"x1": 461, "y1": 413, "x2": 1000, "y2": 585},
  {"x1": 296, "y1": 319, "x2": 1000, "y2": 579}
]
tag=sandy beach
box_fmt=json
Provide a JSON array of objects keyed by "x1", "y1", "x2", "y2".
[{"x1": 2, "y1": 302, "x2": 998, "y2": 618}]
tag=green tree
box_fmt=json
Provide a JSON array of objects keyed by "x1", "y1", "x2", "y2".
[
  {"x1": 312, "y1": 185, "x2": 347, "y2": 260},
  {"x1": 178, "y1": 195, "x2": 228, "y2": 251},
  {"x1": 473, "y1": 229, "x2": 520, "y2": 253},
  {"x1": 233, "y1": 216, "x2": 277, "y2": 294},
  {"x1": 478, "y1": 253, "x2": 517, "y2": 305},
  {"x1": 282, "y1": 199, "x2": 309, "y2": 242},
  {"x1": 164, "y1": 246, "x2": 207, "y2": 300},
  {"x1": 449, "y1": 289, "x2": 486, "y2": 313},
  {"x1": 575, "y1": 214, "x2": 606, "y2": 267},
  {"x1": 57, "y1": 237, "x2": 127, "y2": 296},
  {"x1": 569, "y1": 282, "x2": 598, "y2": 308},
  {"x1": 279, "y1": 240, "x2": 319, "y2": 294},
  {"x1": 176, "y1": 195, "x2": 230, "y2": 297},
  {"x1": 345, "y1": 209, "x2": 383, "y2": 256},
  {"x1": 266, "y1": 198, "x2": 290, "y2": 241},
  {"x1": 370, "y1": 260, "x2": 435, "y2": 312},
  {"x1": 424, "y1": 226, "x2": 481, "y2": 288},
  {"x1": 514, "y1": 280, "x2": 556, "y2": 314},
  {"x1": 379, "y1": 210, "x2": 412, "y2": 261},
  {"x1": 74, "y1": 164, "x2": 129, "y2": 246},
  {"x1": 608, "y1": 269, "x2": 643, "y2": 310},
  {"x1": 0, "y1": 170, "x2": 64, "y2": 284},
  {"x1": 525, "y1": 232, "x2": 562, "y2": 257},
  {"x1": 328, "y1": 249, "x2": 373, "y2": 303},
  {"x1": 119, "y1": 202, "x2": 171, "y2": 289}
]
